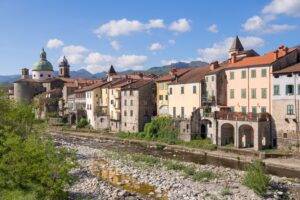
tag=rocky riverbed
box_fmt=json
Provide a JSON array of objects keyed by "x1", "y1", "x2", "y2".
[{"x1": 53, "y1": 134, "x2": 299, "y2": 200}]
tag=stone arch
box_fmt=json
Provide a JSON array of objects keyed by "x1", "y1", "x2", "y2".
[
  {"x1": 238, "y1": 124, "x2": 254, "y2": 148},
  {"x1": 221, "y1": 123, "x2": 234, "y2": 146}
]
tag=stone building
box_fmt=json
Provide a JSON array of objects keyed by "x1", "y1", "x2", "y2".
[
  {"x1": 120, "y1": 79, "x2": 156, "y2": 132},
  {"x1": 272, "y1": 63, "x2": 300, "y2": 150}
]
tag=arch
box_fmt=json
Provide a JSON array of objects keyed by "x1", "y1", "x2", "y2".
[
  {"x1": 238, "y1": 124, "x2": 254, "y2": 148},
  {"x1": 199, "y1": 119, "x2": 212, "y2": 139},
  {"x1": 221, "y1": 123, "x2": 234, "y2": 146},
  {"x1": 158, "y1": 105, "x2": 168, "y2": 115},
  {"x1": 70, "y1": 113, "x2": 76, "y2": 124}
]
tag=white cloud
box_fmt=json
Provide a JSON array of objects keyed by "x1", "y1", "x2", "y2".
[
  {"x1": 147, "y1": 19, "x2": 165, "y2": 29},
  {"x1": 161, "y1": 59, "x2": 178, "y2": 65},
  {"x1": 207, "y1": 24, "x2": 218, "y2": 33},
  {"x1": 62, "y1": 45, "x2": 89, "y2": 64},
  {"x1": 46, "y1": 38, "x2": 64, "y2": 49},
  {"x1": 85, "y1": 52, "x2": 147, "y2": 73},
  {"x1": 94, "y1": 18, "x2": 166, "y2": 37},
  {"x1": 263, "y1": 0, "x2": 300, "y2": 17},
  {"x1": 169, "y1": 18, "x2": 191, "y2": 33},
  {"x1": 110, "y1": 40, "x2": 121, "y2": 50},
  {"x1": 168, "y1": 39, "x2": 176, "y2": 45},
  {"x1": 197, "y1": 36, "x2": 265, "y2": 63},
  {"x1": 242, "y1": 15, "x2": 296, "y2": 33},
  {"x1": 149, "y1": 42, "x2": 164, "y2": 51}
]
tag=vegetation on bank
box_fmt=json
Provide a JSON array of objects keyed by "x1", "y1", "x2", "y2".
[
  {"x1": 0, "y1": 92, "x2": 77, "y2": 199},
  {"x1": 243, "y1": 160, "x2": 270, "y2": 196},
  {"x1": 127, "y1": 153, "x2": 217, "y2": 182},
  {"x1": 117, "y1": 116, "x2": 217, "y2": 150}
]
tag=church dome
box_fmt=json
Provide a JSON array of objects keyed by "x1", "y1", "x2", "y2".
[{"x1": 32, "y1": 48, "x2": 53, "y2": 71}]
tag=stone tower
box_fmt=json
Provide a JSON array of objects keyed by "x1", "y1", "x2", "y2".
[
  {"x1": 59, "y1": 56, "x2": 70, "y2": 78},
  {"x1": 107, "y1": 65, "x2": 117, "y2": 81},
  {"x1": 229, "y1": 36, "x2": 244, "y2": 57}
]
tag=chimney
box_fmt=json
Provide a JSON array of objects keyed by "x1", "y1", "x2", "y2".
[
  {"x1": 273, "y1": 50, "x2": 279, "y2": 60},
  {"x1": 21, "y1": 68, "x2": 29, "y2": 79},
  {"x1": 283, "y1": 46, "x2": 289, "y2": 55},
  {"x1": 231, "y1": 53, "x2": 237, "y2": 63},
  {"x1": 169, "y1": 68, "x2": 177, "y2": 76},
  {"x1": 210, "y1": 61, "x2": 219, "y2": 70}
]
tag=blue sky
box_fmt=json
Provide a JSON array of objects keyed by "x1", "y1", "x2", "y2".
[{"x1": 0, "y1": 0, "x2": 299, "y2": 75}]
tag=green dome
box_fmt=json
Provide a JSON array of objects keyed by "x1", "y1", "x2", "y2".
[{"x1": 32, "y1": 48, "x2": 53, "y2": 71}]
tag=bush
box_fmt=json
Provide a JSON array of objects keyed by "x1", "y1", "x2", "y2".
[
  {"x1": 176, "y1": 139, "x2": 217, "y2": 150},
  {"x1": 164, "y1": 160, "x2": 185, "y2": 171},
  {"x1": 76, "y1": 117, "x2": 89, "y2": 128},
  {"x1": 243, "y1": 160, "x2": 270, "y2": 196},
  {"x1": 0, "y1": 93, "x2": 77, "y2": 199},
  {"x1": 131, "y1": 154, "x2": 160, "y2": 166},
  {"x1": 144, "y1": 116, "x2": 178, "y2": 144}
]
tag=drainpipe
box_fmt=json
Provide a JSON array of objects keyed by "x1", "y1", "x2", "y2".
[{"x1": 294, "y1": 73, "x2": 300, "y2": 152}]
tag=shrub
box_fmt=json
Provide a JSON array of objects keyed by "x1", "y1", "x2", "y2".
[
  {"x1": 243, "y1": 160, "x2": 270, "y2": 196},
  {"x1": 176, "y1": 139, "x2": 217, "y2": 150},
  {"x1": 221, "y1": 187, "x2": 232, "y2": 196},
  {"x1": 0, "y1": 93, "x2": 77, "y2": 199},
  {"x1": 156, "y1": 144, "x2": 166, "y2": 151},
  {"x1": 183, "y1": 166, "x2": 196, "y2": 176},
  {"x1": 76, "y1": 117, "x2": 89, "y2": 128}
]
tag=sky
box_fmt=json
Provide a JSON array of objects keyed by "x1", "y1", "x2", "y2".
[{"x1": 0, "y1": 0, "x2": 299, "y2": 75}]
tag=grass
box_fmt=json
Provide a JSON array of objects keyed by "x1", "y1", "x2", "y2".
[
  {"x1": 221, "y1": 187, "x2": 232, "y2": 196},
  {"x1": 116, "y1": 131, "x2": 217, "y2": 151},
  {"x1": 164, "y1": 160, "x2": 186, "y2": 171},
  {"x1": 192, "y1": 170, "x2": 217, "y2": 182},
  {"x1": 243, "y1": 160, "x2": 270, "y2": 196},
  {"x1": 131, "y1": 153, "x2": 160, "y2": 166}
]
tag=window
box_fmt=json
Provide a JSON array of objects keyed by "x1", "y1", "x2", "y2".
[
  {"x1": 124, "y1": 110, "x2": 127, "y2": 116},
  {"x1": 130, "y1": 110, "x2": 133, "y2": 116},
  {"x1": 111, "y1": 90, "x2": 113, "y2": 95},
  {"x1": 241, "y1": 70, "x2": 246, "y2": 79},
  {"x1": 230, "y1": 89, "x2": 234, "y2": 99},
  {"x1": 261, "y1": 69, "x2": 267, "y2": 77},
  {"x1": 298, "y1": 84, "x2": 300, "y2": 95},
  {"x1": 165, "y1": 95, "x2": 168, "y2": 100},
  {"x1": 193, "y1": 107, "x2": 196, "y2": 111},
  {"x1": 181, "y1": 107, "x2": 184, "y2": 118},
  {"x1": 251, "y1": 88, "x2": 256, "y2": 99},
  {"x1": 211, "y1": 76, "x2": 214, "y2": 81},
  {"x1": 130, "y1": 90, "x2": 133, "y2": 96},
  {"x1": 261, "y1": 106, "x2": 267, "y2": 113},
  {"x1": 287, "y1": 105, "x2": 294, "y2": 115},
  {"x1": 229, "y1": 72, "x2": 234, "y2": 80},
  {"x1": 124, "y1": 100, "x2": 127, "y2": 106},
  {"x1": 205, "y1": 77, "x2": 208, "y2": 82},
  {"x1": 124, "y1": 91, "x2": 127, "y2": 96},
  {"x1": 173, "y1": 107, "x2": 176, "y2": 117},
  {"x1": 241, "y1": 89, "x2": 246, "y2": 99},
  {"x1": 241, "y1": 106, "x2": 247, "y2": 114},
  {"x1": 193, "y1": 85, "x2": 197, "y2": 94},
  {"x1": 230, "y1": 106, "x2": 235, "y2": 112},
  {"x1": 111, "y1": 100, "x2": 114, "y2": 104},
  {"x1": 181, "y1": 86, "x2": 184, "y2": 94},
  {"x1": 273, "y1": 85, "x2": 280, "y2": 95},
  {"x1": 40, "y1": 74, "x2": 43, "y2": 77},
  {"x1": 252, "y1": 106, "x2": 257, "y2": 114},
  {"x1": 48, "y1": 74, "x2": 51, "y2": 78},
  {"x1": 159, "y1": 95, "x2": 163, "y2": 100},
  {"x1": 261, "y1": 88, "x2": 267, "y2": 99},
  {"x1": 251, "y1": 69, "x2": 256, "y2": 78},
  {"x1": 169, "y1": 87, "x2": 172, "y2": 95},
  {"x1": 130, "y1": 100, "x2": 133, "y2": 106},
  {"x1": 286, "y1": 85, "x2": 294, "y2": 95}
]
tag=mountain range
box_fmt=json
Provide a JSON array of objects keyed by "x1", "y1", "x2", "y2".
[{"x1": 0, "y1": 61, "x2": 207, "y2": 84}]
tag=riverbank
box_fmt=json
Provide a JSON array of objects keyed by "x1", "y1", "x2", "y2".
[
  {"x1": 49, "y1": 129, "x2": 300, "y2": 179},
  {"x1": 53, "y1": 132, "x2": 300, "y2": 200}
]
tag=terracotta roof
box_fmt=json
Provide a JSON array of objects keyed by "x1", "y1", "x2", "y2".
[
  {"x1": 74, "y1": 81, "x2": 109, "y2": 93},
  {"x1": 273, "y1": 63, "x2": 300, "y2": 74},
  {"x1": 155, "y1": 68, "x2": 191, "y2": 82},
  {"x1": 111, "y1": 79, "x2": 138, "y2": 89},
  {"x1": 208, "y1": 46, "x2": 297, "y2": 74},
  {"x1": 122, "y1": 79, "x2": 153, "y2": 90},
  {"x1": 170, "y1": 66, "x2": 211, "y2": 84}
]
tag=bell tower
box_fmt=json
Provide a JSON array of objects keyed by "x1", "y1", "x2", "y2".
[{"x1": 58, "y1": 56, "x2": 70, "y2": 78}]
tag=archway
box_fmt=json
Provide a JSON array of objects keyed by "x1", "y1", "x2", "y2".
[
  {"x1": 200, "y1": 124, "x2": 207, "y2": 139},
  {"x1": 70, "y1": 113, "x2": 76, "y2": 124},
  {"x1": 238, "y1": 124, "x2": 254, "y2": 148},
  {"x1": 221, "y1": 123, "x2": 234, "y2": 146}
]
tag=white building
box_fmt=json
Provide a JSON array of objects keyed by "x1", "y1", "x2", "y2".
[{"x1": 32, "y1": 49, "x2": 54, "y2": 80}]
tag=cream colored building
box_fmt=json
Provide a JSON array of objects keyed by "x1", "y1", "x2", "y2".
[
  {"x1": 168, "y1": 67, "x2": 210, "y2": 119},
  {"x1": 156, "y1": 68, "x2": 190, "y2": 115}
]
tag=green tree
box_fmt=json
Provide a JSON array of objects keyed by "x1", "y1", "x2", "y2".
[{"x1": 0, "y1": 92, "x2": 76, "y2": 199}]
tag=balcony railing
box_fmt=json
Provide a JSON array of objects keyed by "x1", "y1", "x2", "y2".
[{"x1": 214, "y1": 111, "x2": 270, "y2": 122}]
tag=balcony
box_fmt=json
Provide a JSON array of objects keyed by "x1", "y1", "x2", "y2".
[
  {"x1": 215, "y1": 111, "x2": 270, "y2": 122},
  {"x1": 114, "y1": 100, "x2": 121, "y2": 110}
]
